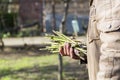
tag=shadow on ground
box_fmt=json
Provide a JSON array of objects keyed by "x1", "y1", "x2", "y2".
[
  {"x1": 0, "y1": 62, "x2": 88, "y2": 80},
  {"x1": 0, "y1": 48, "x2": 88, "y2": 80}
]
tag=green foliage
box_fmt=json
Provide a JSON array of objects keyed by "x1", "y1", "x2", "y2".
[
  {"x1": 0, "y1": 0, "x2": 9, "y2": 3},
  {"x1": 0, "y1": 13, "x2": 18, "y2": 38},
  {"x1": 0, "y1": 13, "x2": 17, "y2": 30}
]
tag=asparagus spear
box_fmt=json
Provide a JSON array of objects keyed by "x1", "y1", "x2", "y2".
[{"x1": 45, "y1": 31, "x2": 87, "y2": 59}]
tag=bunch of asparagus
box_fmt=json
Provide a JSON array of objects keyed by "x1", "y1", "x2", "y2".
[{"x1": 45, "y1": 31, "x2": 87, "y2": 60}]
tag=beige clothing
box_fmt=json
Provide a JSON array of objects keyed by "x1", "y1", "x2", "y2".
[{"x1": 87, "y1": 0, "x2": 120, "y2": 80}]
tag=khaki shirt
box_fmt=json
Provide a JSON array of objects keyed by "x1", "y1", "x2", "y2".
[{"x1": 87, "y1": 0, "x2": 120, "y2": 80}]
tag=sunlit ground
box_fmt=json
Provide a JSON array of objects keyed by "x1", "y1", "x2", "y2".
[{"x1": 0, "y1": 49, "x2": 88, "y2": 80}]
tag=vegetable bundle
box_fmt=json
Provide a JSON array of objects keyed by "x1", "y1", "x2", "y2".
[{"x1": 45, "y1": 31, "x2": 87, "y2": 60}]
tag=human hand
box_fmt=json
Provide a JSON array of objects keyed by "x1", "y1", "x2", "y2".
[{"x1": 59, "y1": 43, "x2": 80, "y2": 60}]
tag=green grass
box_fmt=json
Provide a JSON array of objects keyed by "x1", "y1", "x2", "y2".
[
  {"x1": 0, "y1": 54, "x2": 59, "y2": 80},
  {"x1": 0, "y1": 54, "x2": 58, "y2": 70},
  {"x1": 0, "y1": 53, "x2": 88, "y2": 80}
]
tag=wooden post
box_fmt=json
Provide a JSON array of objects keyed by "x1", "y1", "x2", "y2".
[
  {"x1": 58, "y1": 54, "x2": 63, "y2": 80},
  {"x1": 58, "y1": 0, "x2": 71, "y2": 80},
  {"x1": 51, "y1": 0, "x2": 63, "y2": 80}
]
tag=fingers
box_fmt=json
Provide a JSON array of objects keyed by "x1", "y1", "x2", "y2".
[
  {"x1": 66, "y1": 43, "x2": 71, "y2": 56},
  {"x1": 59, "y1": 43, "x2": 71, "y2": 56},
  {"x1": 70, "y1": 47, "x2": 80, "y2": 60},
  {"x1": 64, "y1": 43, "x2": 71, "y2": 56},
  {"x1": 63, "y1": 43, "x2": 67, "y2": 55},
  {"x1": 59, "y1": 43, "x2": 80, "y2": 60}
]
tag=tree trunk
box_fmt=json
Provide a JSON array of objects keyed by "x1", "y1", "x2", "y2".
[
  {"x1": 58, "y1": 54, "x2": 63, "y2": 80},
  {"x1": 51, "y1": 0, "x2": 56, "y2": 31},
  {"x1": 59, "y1": 0, "x2": 70, "y2": 34}
]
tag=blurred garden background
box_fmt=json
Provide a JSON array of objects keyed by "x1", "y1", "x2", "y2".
[{"x1": 0, "y1": 0, "x2": 89, "y2": 80}]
